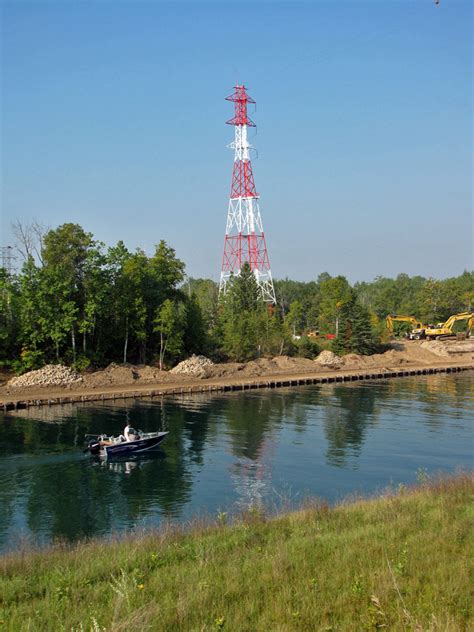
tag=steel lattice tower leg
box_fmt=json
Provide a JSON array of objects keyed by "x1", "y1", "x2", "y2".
[{"x1": 219, "y1": 85, "x2": 276, "y2": 304}]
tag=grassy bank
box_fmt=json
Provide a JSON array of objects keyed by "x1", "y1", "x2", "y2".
[{"x1": 1, "y1": 475, "x2": 472, "y2": 631}]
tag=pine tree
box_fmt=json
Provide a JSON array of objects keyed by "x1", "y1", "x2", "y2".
[
  {"x1": 230, "y1": 262, "x2": 261, "y2": 312},
  {"x1": 333, "y1": 290, "x2": 379, "y2": 355}
]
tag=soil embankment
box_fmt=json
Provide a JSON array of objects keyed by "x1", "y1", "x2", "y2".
[{"x1": 1, "y1": 340, "x2": 473, "y2": 409}]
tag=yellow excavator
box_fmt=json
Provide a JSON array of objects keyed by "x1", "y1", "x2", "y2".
[
  {"x1": 386, "y1": 315, "x2": 425, "y2": 339},
  {"x1": 423, "y1": 312, "x2": 474, "y2": 340}
]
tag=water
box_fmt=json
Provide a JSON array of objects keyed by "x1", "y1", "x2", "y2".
[{"x1": 0, "y1": 373, "x2": 472, "y2": 553}]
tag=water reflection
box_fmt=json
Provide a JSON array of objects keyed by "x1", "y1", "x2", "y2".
[
  {"x1": 0, "y1": 373, "x2": 472, "y2": 552},
  {"x1": 231, "y1": 459, "x2": 270, "y2": 510},
  {"x1": 94, "y1": 454, "x2": 164, "y2": 475},
  {"x1": 322, "y1": 384, "x2": 379, "y2": 467}
]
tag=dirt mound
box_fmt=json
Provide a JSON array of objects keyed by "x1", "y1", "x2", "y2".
[
  {"x1": 134, "y1": 366, "x2": 169, "y2": 382},
  {"x1": 271, "y1": 356, "x2": 315, "y2": 371},
  {"x1": 343, "y1": 347, "x2": 427, "y2": 369},
  {"x1": 315, "y1": 350, "x2": 344, "y2": 369},
  {"x1": 219, "y1": 356, "x2": 316, "y2": 378},
  {"x1": 84, "y1": 363, "x2": 142, "y2": 388},
  {"x1": 420, "y1": 341, "x2": 451, "y2": 357},
  {"x1": 341, "y1": 341, "x2": 465, "y2": 369},
  {"x1": 204, "y1": 356, "x2": 316, "y2": 379},
  {"x1": 170, "y1": 355, "x2": 215, "y2": 378},
  {"x1": 84, "y1": 363, "x2": 172, "y2": 388},
  {"x1": 398, "y1": 341, "x2": 454, "y2": 363},
  {"x1": 342, "y1": 353, "x2": 370, "y2": 368},
  {"x1": 8, "y1": 365, "x2": 83, "y2": 388}
]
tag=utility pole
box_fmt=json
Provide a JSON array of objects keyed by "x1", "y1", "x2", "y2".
[{"x1": 219, "y1": 85, "x2": 276, "y2": 303}]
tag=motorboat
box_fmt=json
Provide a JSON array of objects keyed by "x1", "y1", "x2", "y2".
[{"x1": 84, "y1": 429, "x2": 168, "y2": 459}]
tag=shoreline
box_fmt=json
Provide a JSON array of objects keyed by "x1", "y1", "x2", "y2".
[{"x1": 1, "y1": 359, "x2": 473, "y2": 411}]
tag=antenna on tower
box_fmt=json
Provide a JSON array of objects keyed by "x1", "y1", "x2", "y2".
[{"x1": 219, "y1": 85, "x2": 276, "y2": 304}]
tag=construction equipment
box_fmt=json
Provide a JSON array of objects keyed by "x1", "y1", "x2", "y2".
[
  {"x1": 386, "y1": 315, "x2": 425, "y2": 339},
  {"x1": 423, "y1": 312, "x2": 474, "y2": 340}
]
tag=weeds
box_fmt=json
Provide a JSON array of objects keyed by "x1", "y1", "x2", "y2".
[{"x1": 416, "y1": 467, "x2": 430, "y2": 485}]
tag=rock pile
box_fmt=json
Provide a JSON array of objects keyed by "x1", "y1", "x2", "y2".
[
  {"x1": 8, "y1": 365, "x2": 83, "y2": 388},
  {"x1": 170, "y1": 355, "x2": 215, "y2": 378},
  {"x1": 314, "y1": 350, "x2": 344, "y2": 369}
]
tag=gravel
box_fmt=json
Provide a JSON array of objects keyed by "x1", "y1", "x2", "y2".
[
  {"x1": 170, "y1": 355, "x2": 215, "y2": 378},
  {"x1": 8, "y1": 365, "x2": 83, "y2": 388},
  {"x1": 314, "y1": 350, "x2": 344, "y2": 369}
]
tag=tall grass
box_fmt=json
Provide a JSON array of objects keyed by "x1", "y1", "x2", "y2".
[{"x1": 1, "y1": 474, "x2": 472, "y2": 631}]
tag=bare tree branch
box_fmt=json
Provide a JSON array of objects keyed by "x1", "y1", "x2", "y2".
[
  {"x1": 31, "y1": 220, "x2": 47, "y2": 265},
  {"x1": 11, "y1": 220, "x2": 34, "y2": 261},
  {"x1": 11, "y1": 219, "x2": 48, "y2": 264}
]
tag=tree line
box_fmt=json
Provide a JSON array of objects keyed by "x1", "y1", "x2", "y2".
[{"x1": 1, "y1": 222, "x2": 472, "y2": 373}]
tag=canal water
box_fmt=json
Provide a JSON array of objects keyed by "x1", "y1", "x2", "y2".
[{"x1": 0, "y1": 372, "x2": 472, "y2": 553}]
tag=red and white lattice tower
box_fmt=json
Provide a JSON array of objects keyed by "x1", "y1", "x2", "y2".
[{"x1": 219, "y1": 85, "x2": 276, "y2": 303}]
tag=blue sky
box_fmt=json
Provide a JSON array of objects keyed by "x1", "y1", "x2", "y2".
[{"x1": 1, "y1": 0, "x2": 472, "y2": 281}]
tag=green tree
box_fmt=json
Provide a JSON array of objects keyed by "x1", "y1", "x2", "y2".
[
  {"x1": 41, "y1": 223, "x2": 100, "y2": 363},
  {"x1": 285, "y1": 300, "x2": 304, "y2": 337},
  {"x1": 121, "y1": 250, "x2": 149, "y2": 363},
  {"x1": 319, "y1": 275, "x2": 351, "y2": 336},
  {"x1": 183, "y1": 294, "x2": 207, "y2": 355},
  {"x1": 154, "y1": 298, "x2": 186, "y2": 369},
  {"x1": 219, "y1": 264, "x2": 266, "y2": 361},
  {"x1": 260, "y1": 306, "x2": 287, "y2": 357},
  {"x1": 218, "y1": 264, "x2": 286, "y2": 360},
  {"x1": 17, "y1": 257, "x2": 45, "y2": 366},
  {"x1": 0, "y1": 268, "x2": 20, "y2": 364},
  {"x1": 333, "y1": 290, "x2": 379, "y2": 355},
  {"x1": 187, "y1": 278, "x2": 219, "y2": 329},
  {"x1": 230, "y1": 263, "x2": 261, "y2": 312},
  {"x1": 78, "y1": 248, "x2": 109, "y2": 359},
  {"x1": 456, "y1": 271, "x2": 474, "y2": 311},
  {"x1": 417, "y1": 278, "x2": 447, "y2": 323},
  {"x1": 38, "y1": 266, "x2": 78, "y2": 361}
]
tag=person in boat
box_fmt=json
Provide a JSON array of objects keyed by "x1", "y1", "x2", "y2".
[{"x1": 123, "y1": 424, "x2": 138, "y2": 442}]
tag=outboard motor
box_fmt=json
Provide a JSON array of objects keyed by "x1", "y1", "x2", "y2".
[
  {"x1": 87, "y1": 440, "x2": 101, "y2": 455},
  {"x1": 84, "y1": 434, "x2": 105, "y2": 455}
]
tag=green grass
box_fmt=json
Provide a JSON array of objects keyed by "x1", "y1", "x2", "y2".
[{"x1": 1, "y1": 474, "x2": 472, "y2": 631}]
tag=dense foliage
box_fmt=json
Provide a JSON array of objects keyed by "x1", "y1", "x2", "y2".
[
  {"x1": 217, "y1": 263, "x2": 288, "y2": 361},
  {"x1": 0, "y1": 222, "x2": 472, "y2": 371},
  {"x1": 1, "y1": 224, "x2": 205, "y2": 372}
]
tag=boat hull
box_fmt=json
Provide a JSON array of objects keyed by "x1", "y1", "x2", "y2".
[
  {"x1": 88, "y1": 432, "x2": 168, "y2": 458},
  {"x1": 105, "y1": 434, "x2": 168, "y2": 457}
]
